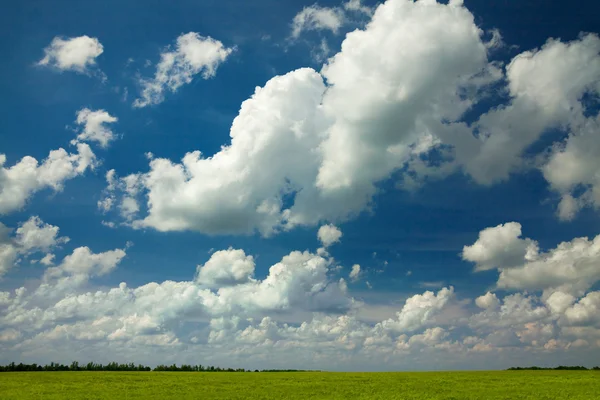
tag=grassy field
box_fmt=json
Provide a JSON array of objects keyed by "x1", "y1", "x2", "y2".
[{"x1": 1, "y1": 371, "x2": 599, "y2": 399}]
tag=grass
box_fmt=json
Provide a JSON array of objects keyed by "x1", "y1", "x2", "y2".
[{"x1": 1, "y1": 371, "x2": 599, "y2": 399}]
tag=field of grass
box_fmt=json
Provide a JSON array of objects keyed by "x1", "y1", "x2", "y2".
[{"x1": 1, "y1": 370, "x2": 599, "y2": 399}]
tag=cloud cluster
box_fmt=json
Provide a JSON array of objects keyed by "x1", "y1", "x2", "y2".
[
  {"x1": 544, "y1": 111, "x2": 600, "y2": 220},
  {"x1": 3, "y1": 229, "x2": 599, "y2": 369},
  {"x1": 435, "y1": 33, "x2": 600, "y2": 199},
  {"x1": 0, "y1": 216, "x2": 69, "y2": 277},
  {"x1": 2, "y1": 215, "x2": 600, "y2": 369},
  {"x1": 133, "y1": 32, "x2": 234, "y2": 108},
  {"x1": 0, "y1": 143, "x2": 95, "y2": 215},
  {"x1": 464, "y1": 222, "x2": 600, "y2": 297},
  {"x1": 105, "y1": 0, "x2": 500, "y2": 235},
  {"x1": 379, "y1": 287, "x2": 454, "y2": 333},
  {"x1": 5, "y1": 0, "x2": 600, "y2": 371},
  {"x1": 0, "y1": 107, "x2": 122, "y2": 216}
]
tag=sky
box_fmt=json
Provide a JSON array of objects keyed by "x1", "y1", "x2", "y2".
[{"x1": 1, "y1": 0, "x2": 600, "y2": 371}]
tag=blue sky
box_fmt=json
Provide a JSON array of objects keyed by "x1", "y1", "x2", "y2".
[{"x1": 1, "y1": 0, "x2": 600, "y2": 371}]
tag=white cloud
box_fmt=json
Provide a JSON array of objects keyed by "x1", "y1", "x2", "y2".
[
  {"x1": 126, "y1": 68, "x2": 329, "y2": 235},
  {"x1": 543, "y1": 113, "x2": 600, "y2": 220},
  {"x1": 318, "y1": 224, "x2": 342, "y2": 247},
  {"x1": 213, "y1": 250, "x2": 351, "y2": 314},
  {"x1": 0, "y1": 239, "x2": 17, "y2": 278},
  {"x1": 465, "y1": 223, "x2": 600, "y2": 296},
  {"x1": 407, "y1": 327, "x2": 448, "y2": 347},
  {"x1": 349, "y1": 264, "x2": 361, "y2": 282},
  {"x1": 97, "y1": 197, "x2": 114, "y2": 213},
  {"x1": 556, "y1": 194, "x2": 582, "y2": 222},
  {"x1": 97, "y1": 170, "x2": 143, "y2": 224},
  {"x1": 315, "y1": 0, "x2": 489, "y2": 196},
  {"x1": 38, "y1": 36, "x2": 104, "y2": 74},
  {"x1": 515, "y1": 322, "x2": 556, "y2": 347},
  {"x1": 291, "y1": 5, "x2": 345, "y2": 39},
  {"x1": 564, "y1": 292, "x2": 600, "y2": 326},
  {"x1": 133, "y1": 32, "x2": 233, "y2": 108},
  {"x1": 0, "y1": 143, "x2": 96, "y2": 215},
  {"x1": 71, "y1": 109, "x2": 118, "y2": 148},
  {"x1": 545, "y1": 291, "x2": 576, "y2": 315},
  {"x1": 475, "y1": 292, "x2": 499, "y2": 310},
  {"x1": 45, "y1": 247, "x2": 126, "y2": 280},
  {"x1": 195, "y1": 248, "x2": 255, "y2": 288},
  {"x1": 344, "y1": 0, "x2": 373, "y2": 15},
  {"x1": 497, "y1": 234, "x2": 600, "y2": 296},
  {"x1": 530, "y1": 34, "x2": 600, "y2": 219},
  {"x1": 119, "y1": 197, "x2": 140, "y2": 221},
  {"x1": 462, "y1": 222, "x2": 538, "y2": 271},
  {"x1": 39, "y1": 253, "x2": 56, "y2": 266},
  {"x1": 0, "y1": 243, "x2": 353, "y2": 344},
  {"x1": 505, "y1": 35, "x2": 600, "y2": 117},
  {"x1": 290, "y1": 0, "x2": 372, "y2": 41},
  {"x1": 36, "y1": 246, "x2": 127, "y2": 296}
]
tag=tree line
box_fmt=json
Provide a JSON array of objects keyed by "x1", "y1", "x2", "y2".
[
  {"x1": 507, "y1": 366, "x2": 600, "y2": 371},
  {"x1": 3, "y1": 362, "x2": 598, "y2": 372},
  {"x1": 0, "y1": 361, "x2": 317, "y2": 373}
]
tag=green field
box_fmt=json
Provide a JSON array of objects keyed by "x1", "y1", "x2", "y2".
[{"x1": 1, "y1": 371, "x2": 599, "y2": 399}]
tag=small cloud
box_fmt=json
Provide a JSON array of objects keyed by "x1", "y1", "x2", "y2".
[
  {"x1": 418, "y1": 281, "x2": 445, "y2": 289},
  {"x1": 349, "y1": 264, "x2": 361, "y2": 282},
  {"x1": 101, "y1": 221, "x2": 116, "y2": 228},
  {"x1": 40, "y1": 253, "x2": 55, "y2": 266},
  {"x1": 316, "y1": 247, "x2": 330, "y2": 258},
  {"x1": 317, "y1": 224, "x2": 342, "y2": 248},
  {"x1": 291, "y1": 5, "x2": 345, "y2": 39},
  {"x1": 133, "y1": 32, "x2": 234, "y2": 108},
  {"x1": 38, "y1": 35, "x2": 104, "y2": 76},
  {"x1": 311, "y1": 39, "x2": 331, "y2": 63},
  {"x1": 71, "y1": 108, "x2": 118, "y2": 148},
  {"x1": 485, "y1": 28, "x2": 505, "y2": 50},
  {"x1": 343, "y1": 0, "x2": 373, "y2": 15}
]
